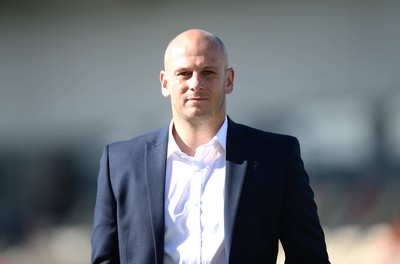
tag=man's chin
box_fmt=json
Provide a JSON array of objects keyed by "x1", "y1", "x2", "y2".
[{"x1": 183, "y1": 112, "x2": 211, "y2": 122}]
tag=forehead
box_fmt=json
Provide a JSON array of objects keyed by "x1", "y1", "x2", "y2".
[{"x1": 169, "y1": 53, "x2": 224, "y2": 70}]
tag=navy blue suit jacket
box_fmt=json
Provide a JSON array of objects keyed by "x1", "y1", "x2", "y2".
[{"x1": 91, "y1": 118, "x2": 330, "y2": 263}]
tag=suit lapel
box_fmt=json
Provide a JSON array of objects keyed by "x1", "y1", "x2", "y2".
[
  {"x1": 224, "y1": 119, "x2": 249, "y2": 261},
  {"x1": 143, "y1": 120, "x2": 248, "y2": 263},
  {"x1": 145, "y1": 126, "x2": 169, "y2": 264}
]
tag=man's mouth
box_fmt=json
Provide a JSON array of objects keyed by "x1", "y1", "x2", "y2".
[{"x1": 187, "y1": 97, "x2": 207, "y2": 101}]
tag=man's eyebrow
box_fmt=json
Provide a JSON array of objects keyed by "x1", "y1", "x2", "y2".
[
  {"x1": 203, "y1": 66, "x2": 218, "y2": 70},
  {"x1": 174, "y1": 67, "x2": 191, "y2": 73}
]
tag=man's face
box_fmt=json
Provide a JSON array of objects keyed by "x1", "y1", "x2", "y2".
[{"x1": 160, "y1": 38, "x2": 234, "y2": 124}]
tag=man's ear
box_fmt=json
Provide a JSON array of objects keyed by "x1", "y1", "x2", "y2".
[
  {"x1": 225, "y1": 68, "x2": 234, "y2": 94},
  {"x1": 160, "y1": 70, "x2": 170, "y2": 97}
]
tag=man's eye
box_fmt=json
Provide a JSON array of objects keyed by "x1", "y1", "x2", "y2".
[
  {"x1": 202, "y1": 71, "x2": 215, "y2": 76},
  {"x1": 178, "y1": 72, "x2": 192, "y2": 77}
]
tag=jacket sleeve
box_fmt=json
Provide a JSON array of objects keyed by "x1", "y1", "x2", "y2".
[
  {"x1": 91, "y1": 145, "x2": 120, "y2": 264},
  {"x1": 280, "y1": 137, "x2": 330, "y2": 263}
]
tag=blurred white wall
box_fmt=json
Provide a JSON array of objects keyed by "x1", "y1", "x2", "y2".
[
  {"x1": 1, "y1": 1, "x2": 400, "y2": 262},
  {"x1": 1, "y1": 0, "x2": 399, "y2": 161}
]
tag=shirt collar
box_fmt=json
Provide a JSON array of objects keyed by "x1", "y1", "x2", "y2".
[{"x1": 167, "y1": 116, "x2": 228, "y2": 158}]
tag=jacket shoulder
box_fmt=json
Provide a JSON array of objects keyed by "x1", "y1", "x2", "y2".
[{"x1": 232, "y1": 121, "x2": 299, "y2": 145}]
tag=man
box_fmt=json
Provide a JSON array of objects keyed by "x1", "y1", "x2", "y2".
[{"x1": 91, "y1": 29, "x2": 330, "y2": 263}]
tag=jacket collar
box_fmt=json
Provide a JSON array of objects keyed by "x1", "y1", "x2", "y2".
[
  {"x1": 145, "y1": 125, "x2": 169, "y2": 264},
  {"x1": 224, "y1": 117, "x2": 249, "y2": 261},
  {"x1": 144, "y1": 118, "x2": 249, "y2": 263}
]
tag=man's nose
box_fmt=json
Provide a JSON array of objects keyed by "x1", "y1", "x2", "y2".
[{"x1": 188, "y1": 72, "x2": 202, "y2": 90}]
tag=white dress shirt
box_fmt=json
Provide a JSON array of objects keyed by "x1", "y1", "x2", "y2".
[{"x1": 164, "y1": 117, "x2": 228, "y2": 264}]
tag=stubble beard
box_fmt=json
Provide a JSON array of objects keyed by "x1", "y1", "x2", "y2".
[{"x1": 177, "y1": 94, "x2": 226, "y2": 127}]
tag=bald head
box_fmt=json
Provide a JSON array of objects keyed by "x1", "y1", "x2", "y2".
[{"x1": 163, "y1": 29, "x2": 228, "y2": 70}]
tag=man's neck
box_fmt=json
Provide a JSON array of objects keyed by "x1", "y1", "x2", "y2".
[{"x1": 172, "y1": 116, "x2": 225, "y2": 156}]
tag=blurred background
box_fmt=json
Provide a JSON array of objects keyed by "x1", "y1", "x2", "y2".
[{"x1": 1, "y1": 0, "x2": 399, "y2": 263}]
